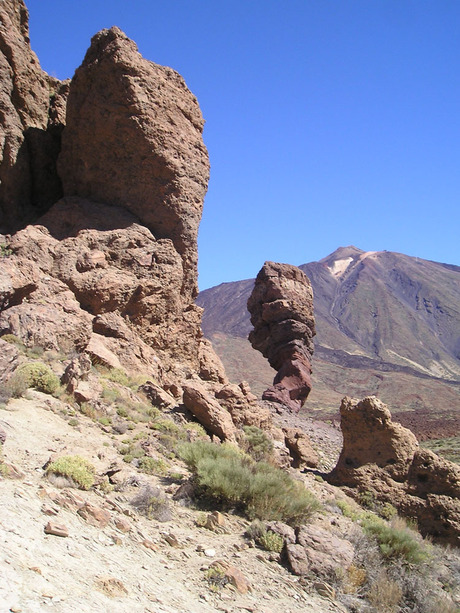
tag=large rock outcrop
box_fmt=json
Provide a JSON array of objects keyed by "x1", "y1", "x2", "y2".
[
  {"x1": 0, "y1": 11, "x2": 217, "y2": 379},
  {"x1": 328, "y1": 396, "x2": 460, "y2": 546},
  {"x1": 0, "y1": 0, "x2": 67, "y2": 232},
  {"x1": 58, "y1": 26, "x2": 208, "y2": 300},
  {"x1": 247, "y1": 262, "x2": 315, "y2": 412}
]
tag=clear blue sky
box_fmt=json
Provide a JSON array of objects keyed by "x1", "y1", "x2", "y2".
[{"x1": 27, "y1": 0, "x2": 460, "y2": 290}]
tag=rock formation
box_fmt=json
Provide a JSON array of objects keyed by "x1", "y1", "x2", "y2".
[
  {"x1": 247, "y1": 261, "x2": 315, "y2": 412},
  {"x1": 0, "y1": 0, "x2": 280, "y2": 454},
  {"x1": 328, "y1": 396, "x2": 460, "y2": 546},
  {"x1": 0, "y1": 0, "x2": 67, "y2": 231},
  {"x1": 0, "y1": 9, "x2": 218, "y2": 381},
  {"x1": 58, "y1": 26, "x2": 209, "y2": 299}
]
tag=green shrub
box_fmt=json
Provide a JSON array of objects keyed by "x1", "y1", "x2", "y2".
[
  {"x1": 361, "y1": 515, "x2": 429, "y2": 565},
  {"x1": 0, "y1": 244, "x2": 13, "y2": 257},
  {"x1": 8, "y1": 361, "x2": 59, "y2": 396},
  {"x1": 259, "y1": 530, "x2": 284, "y2": 553},
  {"x1": 97, "y1": 367, "x2": 130, "y2": 386},
  {"x1": 150, "y1": 418, "x2": 183, "y2": 435},
  {"x1": 204, "y1": 565, "x2": 228, "y2": 592},
  {"x1": 138, "y1": 456, "x2": 168, "y2": 475},
  {"x1": 1, "y1": 334, "x2": 25, "y2": 351},
  {"x1": 178, "y1": 441, "x2": 320, "y2": 523},
  {"x1": 101, "y1": 386, "x2": 121, "y2": 404},
  {"x1": 242, "y1": 425, "x2": 273, "y2": 461},
  {"x1": 46, "y1": 455, "x2": 95, "y2": 490}
]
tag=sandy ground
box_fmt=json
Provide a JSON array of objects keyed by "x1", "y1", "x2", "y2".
[{"x1": 0, "y1": 394, "x2": 346, "y2": 613}]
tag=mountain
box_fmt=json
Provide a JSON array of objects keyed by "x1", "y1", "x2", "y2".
[{"x1": 197, "y1": 247, "x2": 460, "y2": 440}]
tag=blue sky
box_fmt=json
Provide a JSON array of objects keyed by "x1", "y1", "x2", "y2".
[{"x1": 27, "y1": 1, "x2": 460, "y2": 289}]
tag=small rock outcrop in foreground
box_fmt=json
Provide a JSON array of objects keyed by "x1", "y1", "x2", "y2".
[
  {"x1": 328, "y1": 396, "x2": 460, "y2": 546},
  {"x1": 247, "y1": 261, "x2": 315, "y2": 412}
]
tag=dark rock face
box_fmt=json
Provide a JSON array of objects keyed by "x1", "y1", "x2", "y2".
[
  {"x1": 247, "y1": 262, "x2": 315, "y2": 412},
  {"x1": 0, "y1": 0, "x2": 66, "y2": 232},
  {"x1": 328, "y1": 396, "x2": 460, "y2": 546},
  {"x1": 58, "y1": 26, "x2": 209, "y2": 300}
]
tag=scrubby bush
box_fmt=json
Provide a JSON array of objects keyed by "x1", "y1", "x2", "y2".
[
  {"x1": 242, "y1": 425, "x2": 273, "y2": 461},
  {"x1": 138, "y1": 456, "x2": 167, "y2": 475},
  {"x1": 178, "y1": 440, "x2": 320, "y2": 524},
  {"x1": 361, "y1": 514, "x2": 429, "y2": 565},
  {"x1": 131, "y1": 485, "x2": 172, "y2": 521},
  {"x1": 0, "y1": 333, "x2": 25, "y2": 351},
  {"x1": 7, "y1": 361, "x2": 59, "y2": 397},
  {"x1": 46, "y1": 455, "x2": 95, "y2": 490},
  {"x1": 367, "y1": 573, "x2": 402, "y2": 612},
  {"x1": 259, "y1": 530, "x2": 284, "y2": 553}
]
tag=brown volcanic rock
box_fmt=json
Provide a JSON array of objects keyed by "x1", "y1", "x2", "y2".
[
  {"x1": 331, "y1": 396, "x2": 418, "y2": 482},
  {"x1": 328, "y1": 396, "x2": 460, "y2": 546},
  {"x1": 182, "y1": 381, "x2": 237, "y2": 441},
  {"x1": 0, "y1": 0, "x2": 65, "y2": 232},
  {"x1": 247, "y1": 262, "x2": 315, "y2": 412},
  {"x1": 58, "y1": 26, "x2": 209, "y2": 300},
  {"x1": 0, "y1": 11, "x2": 224, "y2": 389}
]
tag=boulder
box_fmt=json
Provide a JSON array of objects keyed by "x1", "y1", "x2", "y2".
[
  {"x1": 182, "y1": 381, "x2": 236, "y2": 441},
  {"x1": 331, "y1": 396, "x2": 418, "y2": 482},
  {"x1": 215, "y1": 382, "x2": 272, "y2": 430},
  {"x1": 284, "y1": 525, "x2": 354, "y2": 579},
  {"x1": 283, "y1": 427, "x2": 319, "y2": 469},
  {"x1": 247, "y1": 262, "x2": 315, "y2": 412},
  {"x1": 0, "y1": 338, "x2": 21, "y2": 386},
  {"x1": 328, "y1": 396, "x2": 460, "y2": 546}
]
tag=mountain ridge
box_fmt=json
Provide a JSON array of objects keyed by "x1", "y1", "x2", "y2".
[{"x1": 197, "y1": 247, "x2": 460, "y2": 437}]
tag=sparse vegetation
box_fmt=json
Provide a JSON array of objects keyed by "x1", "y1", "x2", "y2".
[
  {"x1": 7, "y1": 361, "x2": 59, "y2": 397},
  {"x1": 361, "y1": 514, "x2": 429, "y2": 565},
  {"x1": 138, "y1": 456, "x2": 168, "y2": 475},
  {"x1": 178, "y1": 440, "x2": 320, "y2": 523},
  {"x1": 204, "y1": 565, "x2": 228, "y2": 592},
  {"x1": 46, "y1": 455, "x2": 95, "y2": 490},
  {"x1": 422, "y1": 436, "x2": 460, "y2": 464},
  {"x1": 0, "y1": 244, "x2": 13, "y2": 257},
  {"x1": 131, "y1": 485, "x2": 172, "y2": 521},
  {"x1": 0, "y1": 333, "x2": 26, "y2": 350}
]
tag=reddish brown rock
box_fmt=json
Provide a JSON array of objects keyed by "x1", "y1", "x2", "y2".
[
  {"x1": 247, "y1": 262, "x2": 315, "y2": 412},
  {"x1": 44, "y1": 521, "x2": 69, "y2": 538},
  {"x1": 0, "y1": 338, "x2": 21, "y2": 386},
  {"x1": 113, "y1": 516, "x2": 131, "y2": 533},
  {"x1": 182, "y1": 381, "x2": 237, "y2": 441},
  {"x1": 330, "y1": 396, "x2": 418, "y2": 482},
  {"x1": 0, "y1": 6, "x2": 229, "y2": 414},
  {"x1": 210, "y1": 560, "x2": 251, "y2": 594},
  {"x1": 215, "y1": 382, "x2": 272, "y2": 430},
  {"x1": 77, "y1": 501, "x2": 111, "y2": 528},
  {"x1": 0, "y1": 0, "x2": 66, "y2": 232},
  {"x1": 328, "y1": 396, "x2": 460, "y2": 546},
  {"x1": 58, "y1": 26, "x2": 209, "y2": 301},
  {"x1": 284, "y1": 525, "x2": 354, "y2": 579},
  {"x1": 61, "y1": 353, "x2": 92, "y2": 393},
  {"x1": 283, "y1": 428, "x2": 319, "y2": 469}
]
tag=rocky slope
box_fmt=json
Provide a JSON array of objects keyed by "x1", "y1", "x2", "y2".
[{"x1": 197, "y1": 247, "x2": 460, "y2": 439}]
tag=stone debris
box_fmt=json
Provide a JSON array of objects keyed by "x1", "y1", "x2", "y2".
[{"x1": 44, "y1": 521, "x2": 69, "y2": 538}]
